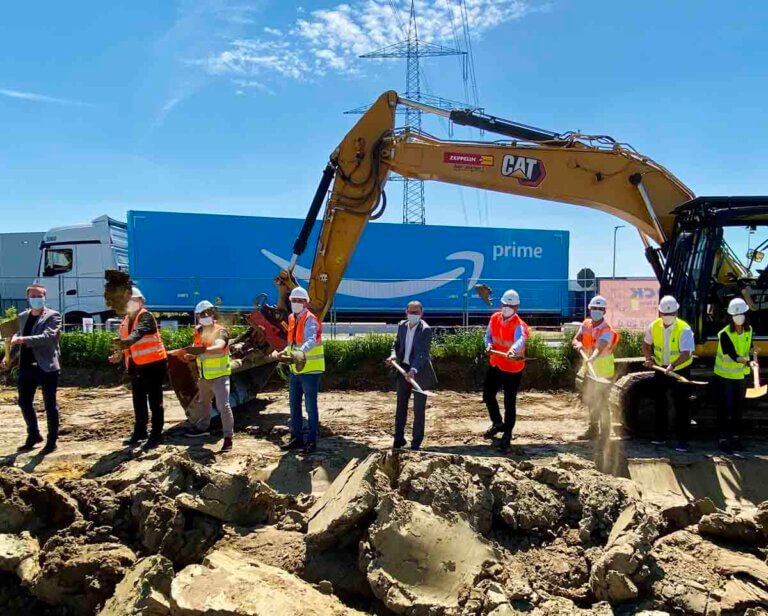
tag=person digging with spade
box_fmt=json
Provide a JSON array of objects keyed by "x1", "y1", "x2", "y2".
[{"x1": 483, "y1": 289, "x2": 529, "y2": 451}]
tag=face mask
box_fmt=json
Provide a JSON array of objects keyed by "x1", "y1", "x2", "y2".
[
  {"x1": 501, "y1": 306, "x2": 515, "y2": 318},
  {"x1": 590, "y1": 309, "x2": 605, "y2": 321},
  {"x1": 407, "y1": 313, "x2": 421, "y2": 325},
  {"x1": 28, "y1": 297, "x2": 45, "y2": 310},
  {"x1": 733, "y1": 314, "x2": 746, "y2": 326},
  {"x1": 199, "y1": 316, "x2": 214, "y2": 326},
  {"x1": 662, "y1": 315, "x2": 676, "y2": 327},
  {"x1": 291, "y1": 302, "x2": 305, "y2": 314},
  {"x1": 126, "y1": 300, "x2": 141, "y2": 313}
]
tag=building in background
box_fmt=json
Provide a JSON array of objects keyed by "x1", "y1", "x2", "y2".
[{"x1": 598, "y1": 278, "x2": 660, "y2": 330}]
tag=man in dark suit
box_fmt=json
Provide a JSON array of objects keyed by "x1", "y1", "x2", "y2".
[
  {"x1": 386, "y1": 300, "x2": 437, "y2": 450},
  {"x1": 3, "y1": 283, "x2": 62, "y2": 454}
]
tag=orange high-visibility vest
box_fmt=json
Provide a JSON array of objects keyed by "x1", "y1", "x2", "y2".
[
  {"x1": 287, "y1": 311, "x2": 323, "y2": 345},
  {"x1": 489, "y1": 311, "x2": 528, "y2": 373},
  {"x1": 119, "y1": 309, "x2": 167, "y2": 369},
  {"x1": 287, "y1": 310, "x2": 324, "y2": 374},
  {"x1": 581, "y1": 318, "x2": 619, "y2": 354}
]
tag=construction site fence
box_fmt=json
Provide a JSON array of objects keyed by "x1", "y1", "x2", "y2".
[{"x1": 0, "y1": 275, "x2": 599, "y2": 328}]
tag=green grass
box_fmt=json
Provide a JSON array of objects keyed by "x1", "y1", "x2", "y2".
[{"x1": 1, "y1": 324, "x2": 647, "y2": 390}]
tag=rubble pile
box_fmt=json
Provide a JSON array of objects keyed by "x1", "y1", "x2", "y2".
[{"x1": 1, "y1": 449, "x2": 767, "y2": 615}]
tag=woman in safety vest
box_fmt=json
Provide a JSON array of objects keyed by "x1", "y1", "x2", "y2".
[
  {"x1": 110, "y1": 287, "x2": 168, "y2": 450},
  {"x1": 572, "y1": 295, "x2": 619, "y2": 439},
  {"x1": 713, "y1": 298, "x2": 755, "y2": 454},
  {"x1": 483, "y1": 288, "x2": 528, "y2": 451},
  {"x1": 642, "y1": 295, "x2": 694, "y2": 452},
  {"x1": 183, "y1": 300, "x2": 235, "y2": 453},
  {"x1": 271, "y1": 286, "x2": 324, "y2": 455}
]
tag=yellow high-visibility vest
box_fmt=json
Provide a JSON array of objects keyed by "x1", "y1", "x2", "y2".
[
  {"x1": 714, "y1": 326, "x2": 752, "y2": 380},
  {"x1": 650, "y1": 317, "x2": 693, "y2": 371}
]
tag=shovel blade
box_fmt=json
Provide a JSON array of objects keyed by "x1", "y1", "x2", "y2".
[{"x1": 746, "y1": 385, "x2": 768, "y2": 399}]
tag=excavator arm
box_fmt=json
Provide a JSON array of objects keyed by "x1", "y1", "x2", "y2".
[{"x1": 280, "y1": 90, "x2": 694, "y2": 319}]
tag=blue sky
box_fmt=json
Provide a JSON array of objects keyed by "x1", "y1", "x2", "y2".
[{"x1": 1, "y1": 0, "x2": 767, "y2": 278}]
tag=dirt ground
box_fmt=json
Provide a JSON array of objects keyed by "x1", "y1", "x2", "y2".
[
  {"x1": 3, "y1": 384, "x2": 768, "y2": 615},
  {"x1": 1, "y1": 384, "x2": 767, "y2": 510}
]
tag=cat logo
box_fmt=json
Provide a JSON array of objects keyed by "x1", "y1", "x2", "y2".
[{"x1": 500, "y1": 154, "x2": 546, "y2": 187}]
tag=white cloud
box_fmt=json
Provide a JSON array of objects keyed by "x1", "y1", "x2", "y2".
[
  {"x1": 0, "y1": 88, "x2": 94, "y2": 107},
  {"x1": 199, "y1": 0, "x2": 541, "y2": 85}
]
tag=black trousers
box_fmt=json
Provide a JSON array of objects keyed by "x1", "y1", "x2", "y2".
[
  {"x1": 653, "y1": 368, "x2": 692, "y2": 442},
  {"x1": 129, "y1": 360, "x2": 167, "y2": 438},
  {"x1": 714, "y1": 375, "x2": 746, "y2": 440},
  {"x1": 394, "y1": 363, "x2": 426, "y2": 449},
  {"x1": 18, "y1": 365, "x2": 59, "y2": 444},
  {"x1": 483, "y1": 366, "x2": 523, "y2": 437}
]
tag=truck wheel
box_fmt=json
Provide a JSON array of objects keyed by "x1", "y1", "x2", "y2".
[{"x1": 609, "y1": 371, "x2": 656, "y2": 438}]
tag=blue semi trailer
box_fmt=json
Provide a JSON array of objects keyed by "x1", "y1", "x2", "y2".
[{"x1": 128, "y1": 210, "x2": 569, "y2": 318}]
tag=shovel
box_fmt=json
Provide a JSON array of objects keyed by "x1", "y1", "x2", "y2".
[
  {"x1": 579, "y1": 349, "x2": 612, "y2": 385},
  {"x1": 390, "y1": 360, "x2": 436, "y2": 397},
  {"x1": 274, "y1": 348, "x2": 307, "y2": 372},
  {"x1": 488, "y1": 349, "x2": 536, "y2": 362},
  {"x1": 746, "y1": 352, "x2": 766, "y2": 399},
  {"x1": 651, "y1": 365, "x2": 708, "y2": 386}
]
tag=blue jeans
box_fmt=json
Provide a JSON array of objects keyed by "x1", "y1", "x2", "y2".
[
  {"x1": 18, "y1": 366, "x2": 60, "y2": 444},
  {"x1": 289, "y1": 372, "x2": 321, "y2": 443}
]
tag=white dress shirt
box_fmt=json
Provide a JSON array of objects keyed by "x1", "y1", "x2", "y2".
[{"x1": 404, "y1": 323, "x2": 418, "y2": 366}]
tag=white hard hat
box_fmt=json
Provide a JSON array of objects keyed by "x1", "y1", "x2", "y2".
[
  {"x1": 589, "y1": 295, "x2": 608, "y2": 309},
  {"x1": 130, "y1": 286, "x2": 144, "y2": 300},
  {"x1": 501, "y1": 289, "x2": 520, "y2": 306},
  {"x1": 727, "y1": 297, "x2": 749, "y2": 316},
  {"x1": 658, "y1": 295, "x2": 680, "y2": 313},
  {"x1": 195, "y1": 300, "x2": 215, "y2": 314},
  {"x1": 289, "y1": 287, "x2": 310, "y2": 301}
]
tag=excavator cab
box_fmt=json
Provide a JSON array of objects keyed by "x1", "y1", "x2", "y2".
[{"x1": 662, "y1": 197, "x2": 768, "y2": 348}]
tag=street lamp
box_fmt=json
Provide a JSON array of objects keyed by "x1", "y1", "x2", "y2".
[{"x1": 612, "y1": 225, "x2": 625, "y2": 279}]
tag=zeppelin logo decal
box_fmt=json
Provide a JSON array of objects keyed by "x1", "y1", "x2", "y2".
[
  {"x1": 443, "y1": 152, "x2": 495, "y2": 167},
  {"x1": 500, "y1": 154, "x2": 546, "y2": 187}
]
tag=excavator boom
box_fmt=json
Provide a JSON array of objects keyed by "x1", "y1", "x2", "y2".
[{"x1": 282, "y1": 90, "x2": 694, "y2": 319}]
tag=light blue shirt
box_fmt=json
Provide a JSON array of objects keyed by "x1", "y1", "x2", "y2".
[
  {"x1": 295, "y1": 309, "x2": 319, "y2": 354},
  {"x1": 484, "y1": 318, "x2": 527, "y2": 356}
]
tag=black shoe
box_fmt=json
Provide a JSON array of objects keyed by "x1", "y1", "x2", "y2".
[
  {"x1": 280, "y1": 438, "x2": 305, "y2": 451},
  {"x1": 410, "y1": 445, "x2": 421, "y2": 451},
  {"x1": 218, "y1": 437, "x2": 233, "y2": 453},
  {"x1": 302, "y1": 441, "x2": 317, "y2": 455},
  {"x1": 674, "y1": 441, "x2": 689, "y2": 453},
  {"x1": 123, "y1": 433, "x2": 148, "y2": 446},
  {"x1": 142, "y1": 437, "x2": 163, "y2": 451},
  {"x1": 731, "y1": 436, "x2": 744, "y2": 452},
  {"x1": 392, "y1": 439, "x2": 407, "y2": 449},
  {"x1": 496, "y1": 437, "x2": 512, "y2": 452},
  {"x1": 17, "y1": 434, "x2": 44, "y2": 452},
  {"x1": 718, "y1": 439, "x2": 734, "y2": 455},
  {"x1": 40, "y1": 442, "x2": 57, "y2": 455},
  {"x1": 484, "y1": 423, "x2": 504, "y2": 439}
]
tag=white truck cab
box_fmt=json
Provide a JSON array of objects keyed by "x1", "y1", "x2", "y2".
[{"x1": 38, "y1": 215, "x2": 128, "y2": 324}]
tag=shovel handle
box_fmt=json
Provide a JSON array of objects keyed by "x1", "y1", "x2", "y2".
[
  {"x1": 754, "y1": 352, "x2": 762, "y2": 388},
  {"x1": 579, "y1": 349, "x2": 599, "y2": 379},
  {"x1": 489, "y1": 349, "x2": 527, "y2": 361},
  {"x1": 391, "y1": 360, "x2": 426, "y2": 394},
  {"x1": 651, "y1": 364, "x2": 686, "y2": 382}
]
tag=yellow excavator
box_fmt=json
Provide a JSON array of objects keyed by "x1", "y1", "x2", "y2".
[
  {"x1": 108, "y1": 90, "x2": 768, "y2": 433},
  {"x1": 248, "y1": 90, "x2": 768, "y2": 434}
]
